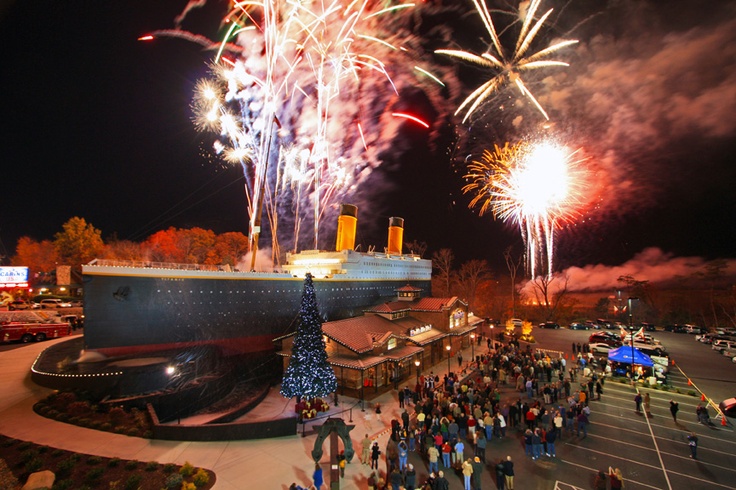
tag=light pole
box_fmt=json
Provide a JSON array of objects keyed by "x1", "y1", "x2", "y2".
[
  {"x1": 446, "y1": 344, "x2": 452, "y2": 376},
  {"x1": 415, "y1": 359, "x2": 421, "y2": 378},
  {"x1": 470, "y1": 333, "x2": 475, "y2": 364},
  {"x1": 628, "y1": 297, "x2": 639, "y2": 380}
]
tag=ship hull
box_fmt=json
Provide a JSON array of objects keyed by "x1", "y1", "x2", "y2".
[{"x1": 82, "y1": 270, "x2": 430, "y2": 357}]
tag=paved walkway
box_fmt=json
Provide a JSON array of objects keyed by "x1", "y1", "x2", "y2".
[{"x1": 0, "y1": 336, "x2": 551, "y2": 489}]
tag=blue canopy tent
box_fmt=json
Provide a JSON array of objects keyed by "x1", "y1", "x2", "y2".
[{"x1": 607, "y1": 346, "x2": 654, "y2": 367}]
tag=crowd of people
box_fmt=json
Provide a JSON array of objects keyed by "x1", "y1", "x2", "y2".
[
  {"x1": 293, "y1": 334, "x2": 707, "y2": 490},
  {"x1": 355, "y1": 339, "x2": 611, "y2": 490}
]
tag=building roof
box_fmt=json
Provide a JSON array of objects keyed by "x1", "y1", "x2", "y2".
[
  {"x1": 322, "y1": 315, "x2": 400, "y2": 353},
  {"x1": 365, "y1": 296, "x2": 463, "y2": 314}
]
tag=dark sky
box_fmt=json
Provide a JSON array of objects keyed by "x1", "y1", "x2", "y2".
[{"x1": 1, "y1": 0, "x2": 735, "y2": 287}]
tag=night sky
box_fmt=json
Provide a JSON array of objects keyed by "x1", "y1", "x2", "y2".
[{"x1": 1, "y1": 0, "x2": 735, "y2": 288}]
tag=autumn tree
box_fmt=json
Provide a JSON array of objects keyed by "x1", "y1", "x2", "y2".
[
  {"x1": 213, "y1": 232, "x2": 249, "y2": 266},
  {"x1": 12, "y1": 237, "x2": 58, "y2": 280},
  {"x1": 54, "y1": 217, "x2": 104, "y2": 270},
  {"x1": 432, "y1": 248, "x2": 454, "y2": 296},
  {"x1": 145, "y1": 228, "x2": 187, "y2": 263},
  {"x1": 102, "y1": 239, "x2": 145, "y2": 261}
]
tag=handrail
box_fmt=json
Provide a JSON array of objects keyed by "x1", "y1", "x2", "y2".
[{"x1": 300, "y1": 400, "x2": 361, "y2": 437}]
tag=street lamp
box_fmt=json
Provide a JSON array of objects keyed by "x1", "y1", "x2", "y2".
[
  {"x1": 470, "y1": 333, "x2": 475, "y2": 364},
  {"x1": 446, "y1": 344, "x2": 452, "y2": 376},
  {"x1": 415, "y1": 359, "x2": 421, "y2": 378},
  {"x1": 628, "y1": 297, "x2": 639, "y2": 380}
]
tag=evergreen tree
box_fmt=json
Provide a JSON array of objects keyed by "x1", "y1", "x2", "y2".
[{"x1": 280, "y1": 273, "x2": 337, "y2": 398}]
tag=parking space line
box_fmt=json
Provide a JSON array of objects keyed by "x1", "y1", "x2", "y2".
[
  {"x1": 562, "y1": 446, "x2": 736, "y2": 489},
  {"x1": 558, "y1": 458, "x2": 663, "y2": 489}
]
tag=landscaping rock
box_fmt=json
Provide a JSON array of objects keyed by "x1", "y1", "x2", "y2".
[{"x1": 21, "y1": 470, "x2": 55, "y2": 490}]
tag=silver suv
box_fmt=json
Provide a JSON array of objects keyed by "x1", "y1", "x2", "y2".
[{"x1": 39, "y1": 299, "x2": 72, "y2": 308}]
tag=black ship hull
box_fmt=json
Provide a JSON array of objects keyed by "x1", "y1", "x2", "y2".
[{"x1": 83, "y1": 272, "x2": 431, "y2": 357}]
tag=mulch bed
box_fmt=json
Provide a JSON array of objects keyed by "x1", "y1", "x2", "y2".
[{"x1": 0, "y1": 435, "x2": 215, "y2": 490}]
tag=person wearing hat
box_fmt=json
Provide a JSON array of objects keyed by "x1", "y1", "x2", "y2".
[{"x1": 471, "y1": 456, "x2": 484, "y2": 490}]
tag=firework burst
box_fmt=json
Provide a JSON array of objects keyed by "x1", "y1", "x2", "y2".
[
  {"x1": 463, "y1": 140, "x2": 587, "y2": 278},
  {"x1": 183, "y1": 0, "x2": 432, "y2": 266},
  {"x1": 436, "y1": 0, "x2": 577, "y2": 122}
]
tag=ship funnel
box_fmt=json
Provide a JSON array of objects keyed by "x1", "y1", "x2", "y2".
[
  {"x1": 335, "y1": 204, "x2": 358, "y2": 251},
  {"x1": 387, "y1": 217, "x2": 404, "y2": 255}
]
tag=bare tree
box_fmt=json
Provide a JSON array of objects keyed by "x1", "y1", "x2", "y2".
[
  {"x1": 527, "y1": 274, "x2": 570, "y2": 320},
  {"x1": 432, "y1": 248, "x2": 454, "y2": 297},
  {"x1": 504, "y1": 246, "x2": 523, "y2": 318},
  {"x1": 405, "y1": 240, "x2": 428, "y2": 258},
  {"x1": 455, "y1": 259, "x2": 492, "y2": 311}
]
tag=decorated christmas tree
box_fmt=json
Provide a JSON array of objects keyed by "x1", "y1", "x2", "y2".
[{"x1": 280, "y1": 273, "x2": 338, "y2": 399}]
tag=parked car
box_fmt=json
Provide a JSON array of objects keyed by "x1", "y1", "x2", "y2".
[
  {"x1": 589, "y1": 332, "x2": 621, "y2": 346},
  {"x1": 719, "y1": 398, "x2": 736, "y2": 417},
  {"x1": 538, "y1": 322, "x2": 560, "y2": 329},
  {"x1": 8, "y1": 300, "x2": 40, "y2": 310},
  {"x1": 664, "y1": 324, "x2": 687, "y2": 333},
  {"x1": 713, "y1": 339, "x2": 736, "y2": 352},
  {"x1": 569, "y1": 322, "x2": 589, "y2": 330},
  {"x1": 589, "y1": 342, "x2": 618, "y2": 354},
  {"x1": 585, "y1": 320, "x2": 601, "y2": 329},
  {"x1": 685, "y1": 325, "x2": 706, "y2": 334},
  {"x1": 640, "y1": 322, "x2": 657, "y2": 332},
  {"x1": 39, "y1": 299, "x2": 72, "y2": 309},
  {"x1": 508, "y1": 318, "x2": 524, "y2": 328}
]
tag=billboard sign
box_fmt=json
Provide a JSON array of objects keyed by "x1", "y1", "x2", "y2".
[{"x1": 0, "y1": 267, "x2": 30, "y2": 288}]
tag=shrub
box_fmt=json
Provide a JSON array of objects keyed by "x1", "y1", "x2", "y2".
[
  {"x1": 108, "y1": 407, "x2": 127, "y2": 427},
  {"x1": 56, "y1": 413, "x2": 70, "y2": 422},
  {"x1": 179, "y1": 461, "x2": 195, "y2": 477},
  {"x1": 163, "y1": 463, "x2": 177, "y2": 474},
  {"x1": 192, "y1": 468, "x2": 210, "y2": 487},
  {"x1": 126, "y1": 427, "x2": 140, "y2": 437},
  {"x1": 24, "y1": 457, "x2": 43, "y2": 473},
  {"x1": 90, "y1": 420, "x2": 104, "y2": 429},
  {"x1": 101, "y1": 422, "x2": 113, "y2": 431},
  {"x1": 87, "y1": 456, "x2": 103, "y2": 465},
  {"x1": 85, "y1": 467, "x2": 106, "y2": 484},
  {"x1": 51, "y1": 449, "x2": 65, "y2": 458},
  {"x1": 688, "y1": 390, "x2": 697, "y2": 397},
  {"x1": 165, "y1": 473, "x2": 183, "y2": 489},
  {"x1": 56, "y1": 457, "x2": 78, "y2": 477},
  {"x1": 68, "y1": 400, "x2": 93, "y2": 417},
  {"x1": 124, "y1": 460, "x2": 139, "y2": 471},
  {"x1": 108, "y1": 480, "x2": 121, "y2": 490},
  {"x1": 20, "y1": 448, "x2": 39, "y2": 463},
  {"x1": 52, "y1": 392, "x2": 77, "y2": 410},
  {"x1": 182, "y1": 483, "x2": 196, "y2": 490},
  {"x1": 17, "y1": 441, "x2": 32, "y2": 451},
  {"x1": 38, "y1": 445, "x2": 49, "y2": 454},
  {"x1": 36, "y1": 404, "x2": 51, "y2": 415},
  {"x1": 47, "y1": 409, "x2": 60, "y2": 419},
  {"x1": 52, "y1": 479, "x2": 74, "y2": 490},
  {"x1": 78, "y1": 418, "x2": 93, "y2": 428},
  {"x1": 124, "y1": 475, "x2": 142, "y2": 490},
  {"x1": 1, "y1": 437, "x2": 16, "y2": 448},
  {"x1": 108, "y1": 457, "x2": 121, "y2": 468},
  {"x1": 145, "y1": 461, "x2": 159, "y2": 472}
]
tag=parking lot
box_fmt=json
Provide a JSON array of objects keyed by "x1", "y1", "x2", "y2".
[{"x1": 528, "y1": 327, "x2": 736, "y2": 489}]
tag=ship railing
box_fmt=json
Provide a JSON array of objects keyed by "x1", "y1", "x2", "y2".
[{"x1": 87, "y1": 259, "x2": 271, "y2": 273}]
